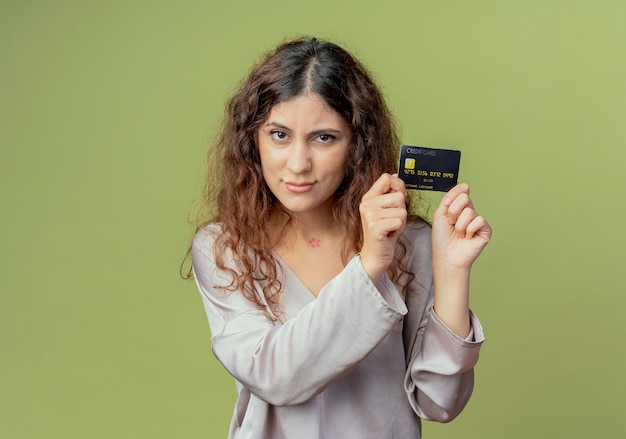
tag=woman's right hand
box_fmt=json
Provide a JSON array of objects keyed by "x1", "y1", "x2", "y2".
[{"x1": 359, "y1": 173, "x2": 408, "y2": 282}]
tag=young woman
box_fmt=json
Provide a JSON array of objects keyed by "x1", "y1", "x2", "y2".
[{"x1": 189, "y1": 37, "x2": 491, "y2": 438}]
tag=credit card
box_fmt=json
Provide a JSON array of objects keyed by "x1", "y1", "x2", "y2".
[{"x1": 398, "y1": 145, "x2": 461, "y2": 192}]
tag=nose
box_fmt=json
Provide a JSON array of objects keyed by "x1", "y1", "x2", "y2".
[{"x1": 286, "y1": 140, "x2": 311, "y2": 174}]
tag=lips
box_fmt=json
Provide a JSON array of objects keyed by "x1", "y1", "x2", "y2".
[{"x1": 284, "y1": 181, "x2": 315, "y2": 193}]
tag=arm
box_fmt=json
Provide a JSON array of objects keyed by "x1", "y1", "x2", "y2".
[
  {"x1": 192, "y1": 227, "x2": 407, "y2": 406},
  {"x1": 402, "y1": 185, "x2": 491, "y2": 421},
  {"x1": 431, "y1": 183, "x2": 492, "y2": 337},
  {"x1": 404, "y1": 302, "x2": 484, "y2": 422}
]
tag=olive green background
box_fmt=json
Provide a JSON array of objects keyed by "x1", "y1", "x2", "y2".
[{"x1": 2, "y1": 0, "x2": 625, "y2": 437}]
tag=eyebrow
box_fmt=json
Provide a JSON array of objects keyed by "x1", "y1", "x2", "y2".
[{"x1": 264, "y1": 122, "x2": 344, "y2": 137}]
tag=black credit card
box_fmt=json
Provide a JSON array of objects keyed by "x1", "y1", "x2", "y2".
[{"x1": 398, "y1": 145, "x2": 461, "y2": 192}]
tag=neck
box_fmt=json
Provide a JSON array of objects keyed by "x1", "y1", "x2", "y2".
[{"x1": 270, "y1": 204, "x2": 343, "y2": 249}]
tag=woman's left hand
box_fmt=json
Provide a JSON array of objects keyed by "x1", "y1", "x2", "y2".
[
  {"x1": 431, "y1": 183, "x2": 492, "y2": 271},
  {"x1": 430, "y1": 183, "x2": 491, "y2": 337}
]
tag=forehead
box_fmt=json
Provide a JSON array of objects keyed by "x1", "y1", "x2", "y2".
[{"x1": 265, "y1": 93, "x2": 349, "y2": 129}]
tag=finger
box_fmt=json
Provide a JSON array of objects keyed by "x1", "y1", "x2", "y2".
[
  {"x1": 387, "y1": 175, "x2": 407, "y2": 196},
  {"x1": 375, "y1": 191, "x2": 407, "y2": 209},
  {"x1": 363, "y1": 174, "x2": 407, "y2": 200},
  {"x1": 365, "y1": 215, "x2": 407, "y2": 239},
  {"x1": 361, "y1": 190, "x2": 406, "y2": 214},
  {"x1": 376, "y1": 207, "x2": 408, "y2": 222},
  {"x1": 446, "y1": 192, "x2": 473, "y2": 225},
  {"x1": 465, "y1": 215, "x2": 492, "y2": 241},
  {"x1": 435, "y1": 182, "x2": 470, "y2": 219},
  {"x1": 454, "y1": 207, "x2": 478, "y2": 238},
  {"x1": 361, "y1": 206, "x2": 407, "y2": 230},
  {"x1": 362, "y1": 173, "x2": 393, "y2": 200},
  {"x1": 442, "y1": 183, "x2": 470, "y2": 207}
]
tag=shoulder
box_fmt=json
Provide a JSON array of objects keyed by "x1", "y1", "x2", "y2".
[
  {"x1": 192, "y1": 223, "x2": 222, "y2": 259},
  {"x1": 191, "y1": 222, "x2": 246, "y2": 279},
  {"x1": 191, "y1": 223, "x2": 227, "y2": 276},
  {"x1": 191, "y1": 223, "x2": 238, "y2": 290}
]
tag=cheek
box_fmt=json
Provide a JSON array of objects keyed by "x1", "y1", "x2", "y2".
[
  {"x1": 258, "y1": 145, "x2": 287, "y2": 179},
  {"x1": 257, "y1": 147, "x2": 271, "y2": 182},
  {"x1": 257, "y1": 141, "x2": 274, "y2": 168},
  {"x1": 327, "y1": 148, "x2": 350, "y2": 176}
]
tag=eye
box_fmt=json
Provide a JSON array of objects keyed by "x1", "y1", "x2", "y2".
[
  {"x1": 316, "y1": 134, "x2": 336, "y2": 143},
  {"x1": 269, "y1": 130, "x2": 288, "y2": 141}
]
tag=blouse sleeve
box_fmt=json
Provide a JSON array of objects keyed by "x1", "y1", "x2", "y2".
[
  {"x1": 404, "y1": 305, "x2": 484, "y2": 422},
  {"x1": 401, "y1": 221, "x2": 485, "y2": 422},
  {"x1": 192, "y1": 226, "x2": 407, "y2": 407}
]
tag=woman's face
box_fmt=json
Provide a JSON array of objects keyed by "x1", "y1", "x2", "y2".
[{"x1": 257, "y1": 93, "x2": 352, "y2": 217}]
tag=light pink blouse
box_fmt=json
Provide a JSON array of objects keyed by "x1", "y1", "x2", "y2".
[{"x1": 192, "y1": 220, "x2": 484, "y2": 439}]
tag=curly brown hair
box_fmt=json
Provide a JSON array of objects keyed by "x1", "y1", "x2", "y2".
[{"x1": 187, "y1": 37, "x2": 421, "y2": 318}]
